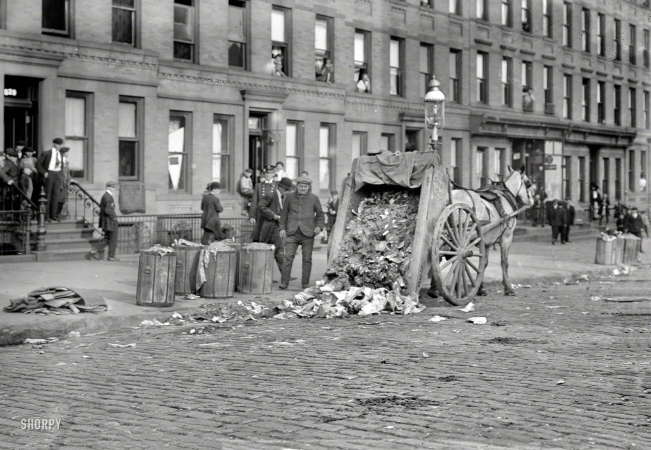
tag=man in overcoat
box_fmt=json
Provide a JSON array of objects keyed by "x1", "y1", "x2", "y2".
[
  {"x1": 200, "y1": 181, "x2": 224, "y2": 245},
  {"x1": 549, "y1": 200, "x2": 567, "y2": 245},
  {"x1": 249, "y1": 165, "x2": 277, "y2": 241},
  {"x1": 87, "y1": 181, "x2": 119, "y2": 261},
  {"x1": 562, "y1": 198, "x2": 575, "y2": 243},
  {"x1": 257, "y1": 177, "x2": 294, "y2": 272}
]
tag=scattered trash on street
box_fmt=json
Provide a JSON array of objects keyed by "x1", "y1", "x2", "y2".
[
  {"x1": 545, "y1": 305, "x2": 566, "y2": 309},
  {"x1": 24, "y1": 338, "x2": 59, "y2": 345},
  {"x1": 590, "y1": 296, "x2": 602, "y2": 301},
  {"x1": 603, "y1": 296, "x2": 651, "y2": 302},
  {"x1": 211, "y1": 316, "x2": 227, "y2": 323},
  {"x1": 69, "y1": 331, "x2": 81, "y2": 338},
  {"x1": 422, "y1": 352, "x2": 430, "y2": 358},
  {"x1": 108, "y1": 343, "x2": 136, "y2": 348},
  {"x1": 459, "y1": 302, "x2": 475, "y2": 313},
  {"x1": 467, "y1": 317, "x2": 486, "y2": 325},
  {"x1": 428, "y1": 315, "x2": 447, "y2": 322},
  {"x1": 184, "y1": 293, "x2": 201, "y2": 300},
  {"x1": 171, "y1": 312, "x2": 183, "y2": 319},
  {"x1": 139, "y1": 319, "x2": 170, "y2": 327},
  {"x1": 556, "y1": 379, "x2": 566, "y2": 385}
]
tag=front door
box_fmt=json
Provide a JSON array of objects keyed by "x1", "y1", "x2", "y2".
[
  {"x1": 248, "y1": 114, "x2": 269, "y2": 184},
  {"x1": 3, "y1": 76, "x2": 39, "y2": 152}
]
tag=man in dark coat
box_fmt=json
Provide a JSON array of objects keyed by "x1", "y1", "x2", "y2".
[
  {"x1": 549, "y1": 200, "x2": 567, "y2": 245},
  {"x1": 624, "y1": 207, "x2": 649, "y2": 252},
  {"x1": 0, "y1": 148, "x2": 22, "y2": 210},
  {"x1": 562, "y1": 198, "x2": 576, "y2": 243},
  {"x1": 249, "y1": 165, "x2": 277, "y2": 242},
  {"x1": 279, "y1": 176, "x2": 325, "y2": 289},
  {"x1": 200, "y1": 181, "x2": 224, "y2": 245},
  {"x1": 257, "y1": 177, "x2": 294, "y2": 272},
  {"x1": 35, "y1": 137, "x2": 65, "y2": 221},
  {"x1": 87, "y1": 181, "x2": 119, "y2": 261}
]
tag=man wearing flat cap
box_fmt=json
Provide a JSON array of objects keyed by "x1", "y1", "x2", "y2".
[
  {"x1": 279, "y1": 175, "x2": 325, "y2": 289},
  {"x1": 88, "y1": 181, "x2": 120, "y2": 261},
  {"x1": 258, "y1": 177, "x2": 294, "y2": 272},
  {"x1": 0, "y1": 148, "x2": 21, "y2": 210},
  {"x1": 249, "y1": 165, "x2": 277, "y2": 241},
  {"x1": 200, "y1": 181, "x2": 224, "y2": 245}
]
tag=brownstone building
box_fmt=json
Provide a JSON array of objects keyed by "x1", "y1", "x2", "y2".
[{"x1": 1, "y1": 0, "x2": 650, "y2": 218}]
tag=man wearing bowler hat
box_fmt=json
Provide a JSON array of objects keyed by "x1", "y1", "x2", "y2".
[
  {"x1": 257, "y1": 177, "x2": 294, "y2": 272},
  {"x1": 249, "y1": 165, "x2": 277, "y2": 242},
  {"x1": 279, "y1": 175, "x2": 325, "y2": 289},
  {"x1": 87, "y1": 181, "x2": 120, "y2": 261}
]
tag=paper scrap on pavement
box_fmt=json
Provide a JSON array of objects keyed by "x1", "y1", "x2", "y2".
[
  {"x1": 467, "y1": 317, "x2": 486, "y2": 325},
  {"x1": 603, "y1": 297, "x2": 651, "y2": 302},
  {"x1": 140, "y1": 319, "x2": 170, "y2": 327},
  {"x1": 545, "y1": 305, "x2": 566, "y2": 309},
  {"x1": 24, "y1": 338, "x2": 59, "y2": 344},
  {"x1": 108, "y1": 343, "x2": 136, "y2": 348},
  {"x1": 459, "y1": 302, "x2": 475, "y2": 313},
  {"x1": 429, "y1": 315, "x2": 447, "y2": 322},
  {"x1": 171, "y1": 312, "x2": 183, "y2": 319}
]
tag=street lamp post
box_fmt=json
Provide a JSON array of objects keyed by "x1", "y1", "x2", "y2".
[{"x1": 424, "y1": 76, "x2": 446, "y2": 153}]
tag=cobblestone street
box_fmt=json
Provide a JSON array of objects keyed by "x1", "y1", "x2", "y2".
[{"x1": 2, "y1": 269, "x2": 651, "y2": 450}]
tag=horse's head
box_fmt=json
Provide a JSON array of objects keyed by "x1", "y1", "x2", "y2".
[{"x1": 505, "y1": 165, "x2": 534, "y2": 207}]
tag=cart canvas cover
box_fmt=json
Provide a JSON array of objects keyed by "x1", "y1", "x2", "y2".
[{"x1": 354, "y1": 151, "x2": 439, "y2": 191}]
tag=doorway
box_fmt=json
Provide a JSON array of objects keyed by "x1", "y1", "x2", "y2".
[
  {"x1": 3, "y1": 76, "x2": 39, "y2": 152},
  {"x1": 247, "y1": 113, "x2": 269, "y2": 184}
]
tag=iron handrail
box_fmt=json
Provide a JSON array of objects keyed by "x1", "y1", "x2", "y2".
[
  {"x1": 66, "y1": 180, "x2": 102, "y2": 235},
  {"x1": 70, "y1": 180, "x2": 101, "y2": 208},
  {"x1": 12, "y1": 185, "x2": 38, "y2": 211}
]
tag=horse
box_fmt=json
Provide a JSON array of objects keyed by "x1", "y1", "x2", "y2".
[{"x1": 426, "y1": 165, "x2": 533, "y2": 299}]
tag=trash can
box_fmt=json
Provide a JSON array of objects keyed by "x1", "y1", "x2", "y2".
[
  {"x1": 225, "y1": 241, "x2": 242, "y2": 291},
  {"x1": 199, "y1": 243, "x2": 237, "y2": 298},
  {"x1": 173, "y1": 243, "x2": 204, "y2": 295},
  {"x1": 621, "y1": 234, "x2": 641, "y2": 265},
  {"x1": 612, "y1": 238, "x2": 625, "y2": 265},
  {"x1": 239, "y1": 243, "x2": 274, "y2": 294},
  {"x1": 136, "y1": 248, "x2": 177, "y2": 307},
  {"x1": 595, "y1": 238, "x2": 615, "y2": 265}
]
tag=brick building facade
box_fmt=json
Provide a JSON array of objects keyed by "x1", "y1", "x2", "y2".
[{"x1": 1, "y1": 0, "x2": 650, "y2": 217}]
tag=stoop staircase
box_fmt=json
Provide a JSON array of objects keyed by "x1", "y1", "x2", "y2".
[{"x1": 32, "y1": 219, "x2": 103, "y2": 261}]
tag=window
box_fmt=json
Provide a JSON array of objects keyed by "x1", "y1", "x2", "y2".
[
  {"x1": 0, "y1": 0, "x2": 5, "y2": 29},
  {"x1": 582, "y1": 78, "x2": 590, "y2": 122},
  {"x1": 450, "y1": 138, "x2": 461, "y2": 184},
  {"x1": 563, "y1": 3, "x2": 572, "y2": 47},
  {"x1": 542, "y1": 0, "x2": 552, "y2": 38},
  {"x1": 597, "y1": 14, "x2": 605, "y2": 56},
  {"x1": 578, "y1": 156, "x2": 586, "y2": 202},
  {"x1": 228, "y1": 0, "x2": 248, "y2": 68},
  {"x1": 173, "y1": 0, "x2": 195, "y2": 61},
  {"x1": 65, "y1": 92, "x2": 92, "y2": 181},
  {"x1": 494, "y1": 148, "x2": 505, "y2": 181},
  {"x1": 271, "y1": 7, "x2": 290, "y2": 77},
  {"x1": 354, "y1": 31, "x2": 371, "y2": 93},
  {"x1": 420, "y1": 0, "x2": 433, "y2": 8},
  {"x1": 112, "y1": 0, "x2": 137, "y2": 46},
  {"x1": 42, "y1": 0, "x2": 71, "y2": 37},
  {"x1": 614, "y1": 19, "x2": 621, "y2": 61},
  {"x1": 563, "y1": 156, "x2": 571, "y2": 199},
  {"x1": 420, "y1": 44, "x2": 434, "y2": 98},
  {"x1": 405, "y1": 129, "x2": 420, "y2": 153},
  {"x1": 502, "y1": 57, "x2": 512, "y2": 107},
  {"x1": 642, "y1": 151, "x2": 647, "y2": 192},
  {"x1": 212, "y1": 116, "x2": 232, "y2": 191},
  {"x1": 615, "y1": 158, "x2": 622, "y2": 200},
  {"x1": 476, "y1": 0, "x2": 486, "y2": 20},
  {"x1": 563, "y1": 74, "x2": 572, "y2": 119},
  {"x1": 449, "y1": 0, "x2": 460, "y2": 15},
  {"x1": 629, "y1": 25, "x2": 637, "y2": 65},
  {"x1": 614, "y1": 84, "x2": 621, "y2": 126},
  {"x1": 603, "y1": 158, "x2": 609, "y2": 195},
  {"x1": 629, "y1": 150, "x2": 635, "y2": 192},
  {"x1": 521, "y1": 60, "x2": 532, "y2": 89},
  {"x1": 597, "y1": 81, "x2": 606, "y2": 123},
  {"x1": 118, "y1": 97, "x2": 142, "y2": 181},
  {"x1": 352, "y1": 131, "x2": 367, "y2": 160},
  {"x1": 389, "y1": 38, "x2": 403, "y2": 96},
  {"x1": 380, "y1": 133, "x2": 395, "y2": 152},
  {"x1": 319, "y1": 125, "x2": 334, "y2": 190},
  {"x1": 644, "y1": 29, "x2": 650, "y2": 68},
  {"x1": 476, "y1": 147, "x2": 487, "y2": 187},
  {"x1": 169, "y1": 112, "x2": 191, "y2": 192},
  {"x1": 581, "y1": 9, "x2": 590, "y2": 52},
  {"x1": 449, "y1": 49, "x2": 461, "y2": 103},
  {"x1": 522, "y1": 0, "x2": 531, "y2": 32},
  {"x1": 544, "y1": 65, "x2": 554, "y2": 114},
  {"x1": 476, "y1": 52, "x2": 487, "y2": 104},
  {"x1": 645, "y1": 90, "x2": 650, "y2": 129},
  {"x1": 285, "y1": 122, "x2": 302, "y2": 179},
  {"x1": 629, "y1": 88, "x2": 637, "y2": 128},
  {"x1": 315, "y1": 16, "x2": 334, "y2": 83},
  {"x1": 501, "y1": 0, "x2": 511, "y2": 27}
]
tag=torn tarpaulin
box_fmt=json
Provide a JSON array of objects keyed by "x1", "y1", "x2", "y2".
[{"x1": 4, "y1": 287, "x2": 107, "y2": 314}]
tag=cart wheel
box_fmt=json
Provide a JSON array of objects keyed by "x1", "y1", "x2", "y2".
[{"x1": 431, "y1": 203, "x2": 486, "y2": 306}]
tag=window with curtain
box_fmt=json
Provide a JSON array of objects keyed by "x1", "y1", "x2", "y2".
[
  {"x1": 118, "y1": 99, "x2": 140, "y2": 180},
  {"x1": 614, "y1": 19, "x2": 621, "y2": 61},
  {"x1": 629, "y1": 150, "x2": 635, "y2": 192},
  {"x1": 630, "y1": 25, "x2": 637, "y2": 65},
  {"x1": 544, "y1": 65, "x2": 553, "y2": 113},
  {"x1": 212, "y1": 116, "x2": 231, "y2": 191},
  {"x1": 319, "y1": 125, "x2": 334, "y2": 190},
  {"x1": 581, "y1": 8, "x2": 590, "y2": 52},
  {"x1": 169, "y1": 112, "x2": 191, "y2": 192},
  {"x1": 476, "y1": 148, "x2": 487, "y2": 187},
  {"x1": 522, "y1": 0, "x2": 531, "y2": 32},
  {"x1": 602, "y1": 158, "x2": 609, "y2": 195},
  {"x1": 494, "y1": 148, "x2": 504, "y2": 181},
  {"x1": 641, "y1": 151, "x2": 647, "y2": 191},
  {"x1": 563, "y1": 75, "x2": 572, "y2": 119},
  {"x1": 42, "y1": 0, "x2": 70, "y2": 36},
  {"x1": 563, "y1": 156, "x2": 571, "y2": 199},
  {"x1": 562, "y1": 2, "x2": 572, "y2": 47},
  {"x1": 476, "y1": 0, "x2": 486, "y2": 20},
  {"x1": 449, "y1": 49, "x2": 461, "y2": 103},
  {"x1": 630, "y1": 88, "x2": 637, "y2": 128},
  {"x1": 112, "y1": 0, "x2": 136, "y2": 46},
  {"x1": 228, "y1": 0, "x2": 247, "y2": 68},
  {"x1": 271, "y1": 7, "x2": 290, "y2": 77},
  {"x1": 542, "y1": 0, "x2": 552, "y2": 37},
  {"x1": 597, "y1": 81, "x2": 605, "y2": 123},
  {"x1": 449, "y1": 0, "x2": 459, "y2": 15},
  {"x1": 597, "y1": 14, "x2": 605, "y2": 56},
  {"x1": 65, "y1": 92, "x2": 91, "y2": 180},
  {"x1": 502, "y1": 57, "x2": 512, "y2": 107},
  {"x1": 615, "y1": 158, "x2": 622, "y2": 200},
  {"x1": 352, "y1": 132, "x2": 367, "y2": 160},
  {"x1": 501, "y1": 0, "x2": 511, "y2": 27},
  {"x1": 614, "y1": 84, "x2": 621, "y2": 126},
  {"x1": 174, "y1": 0, "x2": 195, "y2": 62},
  {"x1": 579, "y1": 156, "x2": 586, "y2": 201},
  {"x1": 420, "y1": 44, "x2": 433, "y2": 98},
  {"x1": 389, "y1": 38, "x2": 402, "y2": 96},
  {"x1": 644, "y1": 29, "x2": 650, "y2": 69},
  {"x1": 582, "y1": 78, "x2": 590, "y2": 122},
  {"x1": 644, "y1": 90, "x2": 650, "y2": 129},
  {"x1": 285, "y1": 122, "x2": 302, "y2": 180},
  {"x1": 354, "y1": 31, "x2": 370, "y2": 92},
  {"x1": 315, "y1": 16, "x2": 333, "y2": 83},
  {"x1": 450, "y1": 138, "x2": 461, "y2": 184},
  {"x1": 476, "y1": 52, "x2": 487, "y2": 103}
]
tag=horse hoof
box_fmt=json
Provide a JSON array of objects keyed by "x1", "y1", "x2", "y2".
[
  {"x1": 427, "y1": 289, "x2": 439, "y2": 298},
  {"x1": 504, "y1": 290, "x2": 517, "y2": 297}
]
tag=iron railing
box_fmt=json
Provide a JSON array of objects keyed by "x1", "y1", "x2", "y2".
[
  {"x1": 0, "y1": 210, "x2": 32, "y2": 255},
  {"x1": 61, "y1": 180, "x2": 101, "y2": 234}
]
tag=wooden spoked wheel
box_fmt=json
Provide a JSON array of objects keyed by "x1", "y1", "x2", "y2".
[{"x1": 431, "y1": 204, "x2": 486, "y2": 306}]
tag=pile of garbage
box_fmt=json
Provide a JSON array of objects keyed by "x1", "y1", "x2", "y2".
[
  {"x1": 600, "y1": 230, "x2": 622, "y2": 241},
  {"x1": 4, "y1": 287, "x2": 107, "y2": 314}
]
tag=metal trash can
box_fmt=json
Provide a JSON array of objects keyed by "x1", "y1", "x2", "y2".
[
  {"x1": 621, "y1": 234, "x2": 641, "y2": 265},
  {"x1": 173, "y1": 244, "x2": 204, "y2": 295},
  {"x1": 199, "y1": 243, "x2": 237, "y2": 298},
  {"x1": 595, "y1": 239, "x2": 615, "y2": 265},
  {"x1": 239, "y1": 243, "x2": 274, "y2": 294},
  {"x1": 136, "y1": 249, "x2": 177, "y2": 307}
]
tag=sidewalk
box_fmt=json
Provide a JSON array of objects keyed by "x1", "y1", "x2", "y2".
[{"x1": 1, "y1": 229, "x2": 648, "y2": 345}]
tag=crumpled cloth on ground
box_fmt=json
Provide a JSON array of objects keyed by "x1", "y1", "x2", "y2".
[
  {"x1": 354, "y1": 151, "x2": 439, "y2": 191},
  {"x1": 4, "y1": 287, "x2": 107, "y2": 314},
  {"x1": 196, "y1": 241, "x2": 238, "y2": 291},
  {"x1": 143, "y1": 244, "x2": 176, "y2": 256}
]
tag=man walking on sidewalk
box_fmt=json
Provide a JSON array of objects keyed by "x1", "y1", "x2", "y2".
[
  {"x1": 624, "y1": 207, "x2": 649, "y2": 252},
  {"x1": 278, "y1": 176, "x2": 325, "y2": 290},
  {"x1": 87, "y1": 181, "x2": 119, "y2": 261},
  {"x1": 562, "y1": 199, "x2": 575, "y2": 243},
  {"x1": 549, "y1": 200, "x2": 567, "y2": 245},
  {"x1": 257, "y1": 177, "x2": 294, "y2": 272}
]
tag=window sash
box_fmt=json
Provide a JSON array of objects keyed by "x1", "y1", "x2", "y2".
[
  {"x1": 169, "y1": 113, "x2": 190, "y2": 191},
  {"x1": 112, "y1": 4, "x2": 135, "y2": 45},
  {"x1": 271, "y1": 9, "x2": 285, "y2": 43},
  {"x1": 630, "y1": 25, "x2": 637, "y2": 64},
  {"x1": 65, "y1": 93, "x2": 91, "y2": 180},
  {"x1": 352, "y1": 132, "x2": 367, "y2": 160},
  {"x1": 501, "y1": 0, "x2": 511, "y2": 27},
  {"x1": 319, "y1": 125, "x2": 333, "y2": 190},
  {"x1": 476, "y1": 0, "x2": 485, "y2": 19},
  {"x1": 174, "y1": 4, "x2": 194, "y2": 43},
  {"x1": 42, "y1": 0, "x2": 69, "y2": 35},
  {"x1": 390, "y1": 39, "x2": 402, "y2": 96},
  {"x1": 420, "y1": 45, "x2": 432, "y2": 98},
  {"x1": 118, "y1": 102, "x2": 136, "y2": 138},
  {"x1": 212, "y1": 116, "x2": 231, "y2": 190},
  {"x1": 582, "y1": 9, "x2": 590, "y2": 51},
  {"x1": 315, "y1": 19, "x2": 328, "y2": 52}
]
